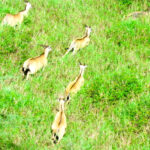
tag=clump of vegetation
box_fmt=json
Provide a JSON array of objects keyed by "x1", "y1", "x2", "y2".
[
  {"x1": 118, "y1": 0, "x2": 133, "y2": 6},
  {"x1": 86, "y1": 72, "x2": 142, "y2": 104}
]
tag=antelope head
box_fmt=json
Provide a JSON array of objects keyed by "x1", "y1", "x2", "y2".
[
  {"x1": 85, "y1": 25, "x2": 92, "y2": 35},
  {"x1": 25, "y1": 2, "x2": 32, "y2": 10},
  {"x1": 79, "y1": 61, "x2": 87, "y2": 71}
]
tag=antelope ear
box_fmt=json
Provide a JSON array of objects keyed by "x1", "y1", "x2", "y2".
[
  {"x1": 84, "y1": 24, "x2": 87, "y2": 27},
  {"x1": 24, "y1": 1, "x2": 29, "y2": 4},
  {"x1": 40, "y1": 44, "x2": 48, "y2": 48}
]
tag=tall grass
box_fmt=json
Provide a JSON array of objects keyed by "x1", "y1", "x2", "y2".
[{"x1": 0, "y1": 0, "x2": 150, "y2": 149}]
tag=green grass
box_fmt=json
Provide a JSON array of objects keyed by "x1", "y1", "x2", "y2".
[{"x1": 0, "y1": 0, "x2": 150, "y2": 149}]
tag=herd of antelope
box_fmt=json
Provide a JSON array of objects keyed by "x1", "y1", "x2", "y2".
[
  {"x1": 1, "y1": 2, "x2": 89, "y2": 144},
  {"x1": 1, "y1": 1, "x2": 149, "y2": 144}
]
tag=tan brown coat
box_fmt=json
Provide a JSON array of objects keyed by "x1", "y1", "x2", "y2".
[
  {"x1": 51, "y1": 96, "x2": 69, "y2": 144},
  {"x1": 22, "y1": 46, "x2": 52, "y2": 79},
  {"x1": 65, "y1": 65, "x2": 87, "y2": 97},
  {"x1": 64, "y1": 26, "x2": 92, "y2": 56},
  {"x1": 2, "y1": 2, "x2": 32, "y2": 27}
]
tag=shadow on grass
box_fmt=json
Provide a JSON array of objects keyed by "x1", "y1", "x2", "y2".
[
  {"x1": 0, "y1": 50, "x2": 18, "y2": 55},
  {"x1": 0, "y1": 138, "x2": 20, "y2": 150},
  {"x1": 0, "y1": 114, "x2": 7, "y2": 119}
]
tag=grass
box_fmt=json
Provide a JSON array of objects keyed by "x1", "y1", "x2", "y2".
[{"x1": 0, "y1": 0, "x2": 150, "y2": 149}]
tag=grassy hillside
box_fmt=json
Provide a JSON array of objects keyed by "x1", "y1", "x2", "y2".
[{"x1": 0, "y1": 0, "x2": 150, "y2": 149}]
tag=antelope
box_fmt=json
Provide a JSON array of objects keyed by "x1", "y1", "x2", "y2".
[
  {"x1": 2, "y1": 2, "x2": 32, "y2": 27},
  {"x1": 51, "y1": 96, "x2": 70, "y2": 144},
  {"x1": 126, "y1": 8, "x2": 150, "y2": 19},
  {"x1": 63, "y1": 26, "x2": 92, "y2": 56},
  {"x1": 22, "y1": 46, "x2": 52, "y2": 79},
  {"x1": 65, "y1": 63, "x2": 87, "y2": 98}
]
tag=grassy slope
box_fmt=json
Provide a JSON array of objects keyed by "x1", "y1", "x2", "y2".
[{"x1": 0, "y1": 0, "x2": 150, "y2": 149}]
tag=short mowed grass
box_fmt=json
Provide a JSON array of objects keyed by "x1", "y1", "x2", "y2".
[{"x1": 0, "y1": 0, "x2": 150, "y2": 149}]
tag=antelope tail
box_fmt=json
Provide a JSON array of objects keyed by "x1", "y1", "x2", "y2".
[
  {"x1": 63, "y1": 42, "x2": 75, "y2": 57},
  {"x1": 22, "y1": 67, "x2": 30, "y2": 76},
  {"x1": 63, "y1": 48, "x2": 74, "y2": 57},
  {"x1": 53, "y1": 133, "x2": 59, "y2": 144}
]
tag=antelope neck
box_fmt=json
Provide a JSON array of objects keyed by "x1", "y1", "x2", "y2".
[
  {"x1": 21, "y1": 6, "x2": 30, "y2": 16},
  {"x1": 80, "y1": 69, "x2": 85, "y2": 76},
  {"x1": 85, "y1": 30, "x2": 90, "y2": 38},
  {"x1": 59, "y1": 103, "x2": 64, "y2": 112},
  {"x1": 44, "y1": 51, "x2": 49, "y2": 58}
]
